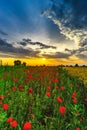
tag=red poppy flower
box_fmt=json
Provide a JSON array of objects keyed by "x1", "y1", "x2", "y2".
[
  {"x1": 73, "y1": 98, "x2": 77, "y2": 103},
  {"x1": 3, "y1": 104, "x2": 8, "y2": 110},
  {"x1": 56, "y1": 86, "x2": 58, "y2": 89},
  {"x1": 18, "y1": 85, "x2": 24, "y2": 92},
  {"x1": 84, "y1": 98, "x2": 87, "y2": 102},
  {"x1": 10, "y1": 120, "x2": 18, "y2": 128},
  {"x1": 11, "y1": 87, "x2": 17, "y2": 91},
  {"x1": 60, "y1": 86, "x2": 65, "y2": 91},
  {"x1": 52, "y1": 79, "x2": 58, "y2": 83},
  {"x1": 28, "y1": 88, "x2": 33, "y2": 94},
  {"x1": 59, "y1": 106, "x2": 66, "y2": 115},
  {"x1": 18, "y1": 85, "x2": 23, "y2": 89},
  {"x1": 13, "y1": 78, "x2": 18, "y2": 83},
  {"x1": 71, "y1": 92, "x2": 76, "y2": 98},
  {"x1": 0, "y1": 95, "x2": 4, "y2": 100},
  {"x1": 6, "y1": 117, "x2": 13, "y2": 123},
  {"x1": 23, "y1": 122, "x2": 32, "y2": 130},
  {"x1": 47, "y1": 86, "x2": 51, "y2": 90},
  {"x1": 54, "y1": 79, "x2": 58, "y2": 83},
  {"x1": 46, "y1": 92, "x2": 51, "y2": 97},
  {"x1": 57, "y1": 96, "x2": 63, "y2": 103},
  {"x1": 29, "y1": 75, "x2": 33, "y2": 79},
  {"x1": 76, "y1": 127, "x2": 81, "y2": 130},
  {"x1": 79, "y1": 118, "x2": 83, "y2": 122}
]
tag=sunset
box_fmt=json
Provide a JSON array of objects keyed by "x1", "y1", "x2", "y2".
[
  {"x1": 0, "y1": 0, "x2": 87, "y2": 65},
  {"x1": 0, "y1": 0, "x2": 87, "y2": 130}
]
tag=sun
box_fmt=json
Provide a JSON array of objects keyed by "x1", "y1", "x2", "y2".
[{"x1": 41, "y1": 58, "x2": 46, "y2": 61}]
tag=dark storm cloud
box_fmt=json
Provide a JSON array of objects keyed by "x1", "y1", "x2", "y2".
[
  {"x1": 43, "y1": 52, "x2": 71, "y2": 59},
  {"x1": 0, "y1": 38, "x2": 12, "y2": 47},
  {"x1": 43, "y1": 0, "x2": 87, "y2": 47},
  {"x1": 19, "y1": 38, "x2": 56, "y2": 49},
  {"x1": 0, "y1": 38, "x2": 40, "y2": 58},
  {"x1": 77, "y1": 54, "x2": 87, "y2": 60},
  {"x1": 23, "y1": 38, "x2": 31, "y2": 43},
  {"x1": 65, "y1": 46, "x2": 87, "y2": 54}
]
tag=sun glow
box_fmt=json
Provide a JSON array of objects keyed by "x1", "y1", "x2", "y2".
[{"x1": 42, "y1": 58, "x2": 46, "y2": 61}]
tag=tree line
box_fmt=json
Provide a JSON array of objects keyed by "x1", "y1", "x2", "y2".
[{"x1": 14, "y1": 60, "x2": 26, "y2": 66}]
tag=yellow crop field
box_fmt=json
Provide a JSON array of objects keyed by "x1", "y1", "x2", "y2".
[{"x1": 64, "y1": 67, "x2": 87, "y2": 85}]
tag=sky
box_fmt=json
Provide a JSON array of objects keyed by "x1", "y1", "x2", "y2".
[{"x1": 0, "y1": 0, "x2": 87, "y2": 65}]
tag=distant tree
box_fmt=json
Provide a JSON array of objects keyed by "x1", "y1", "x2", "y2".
[
  {"x1": 70, "y1": 65, "x2": 73, "y2": 67},
  {"x1": 82, "y1": 65, "x2": 86, "y2": 67},
  {"x1": 22, "y1": 62, "x2": 26, "y2": 66},
  {"x1": 75, "y1": 64, "x2": 79, "y2": 67},
  {"x1": 14, "y1": 60, "x2": 21, "y2": 66}
]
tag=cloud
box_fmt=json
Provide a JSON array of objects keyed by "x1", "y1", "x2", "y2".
[
  {"x1": 65, "y1": 45, "x2": 87, "y2": 60},
  {"x1": 0, "y1": 38, "x2": 40, "y2": 58},
  {"x1": 43, "y1": 0, "x2": 87, "y2": 47},
  {"x1": 0, "y1": 37, "x2": 56, "y2": 58},
  {"x1": 18, "y1": 38, "x2": 56, "y2": 49},
  {"x1": 0, "y1": 38, "x2": 12, "y2": 47},
  {"x1": 76, "y1": 53, "x2": 87, "y2": 60},
  {"x1": 65, "y1": 46, "x2": 87, "y2": 54},
  {"x1": 42, "y1": 51, "x2": 71, "y2": 59},
  {"x1": 0, "y1": 30, "x2": 8, "y2": 36}
]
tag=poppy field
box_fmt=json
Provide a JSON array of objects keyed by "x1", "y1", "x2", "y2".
[{"x1": 0, "y1": 66, "x2": 87, "y2": 130}]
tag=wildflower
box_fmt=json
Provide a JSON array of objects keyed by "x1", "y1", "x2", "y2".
[
  {"x1": 54, "y1": 79, "x2": 58, "y2": 83},
  {"x1": 23, "y1": 122, "x2": 32, "y2": 130},
  {"x1": 79, "y1": 118, "x2": 83, "y2": 122},
  {"x1": 56, "y1": 86, "x2": 58, "y2": 89},
  {"x1": 18, "y1": 85, "x2": 23, "y2": 89},
  {"x1": 29, "y1": 75, "x2": 32, "y2": 79},
  {"x1": 6, "y1": 117, "x2": 13, "y2": 123},
  {"x1": 57, "y1": 96, "x2": 63, "y2": 103},
  {"x1": 75, "y1": 111, "x2": 79, "y2": 114},
  {"x1": 0, "y1": 95, "x2": 4, "y2": 100},
  {"x1": 84, "y1": 98, "x2": 87, "y2": 102},
  {"x1": 3, "y1": 104, "x2": 8, "y2": 110},
  {"x1": 46, "y1": 92, "x2": 51, "y2": 97},
  {"x1": 47, "y1": 86, "x2": 51, "y2": 90},
  {"x1": 60, "y1": 86, "x2": 65, "y2": 91},
  {"x1": 53, "y1": 79, "x2": 58, "y2": 83},
  {"x1": 13, "y1": 78, "x2": 18, "y2": 83},
  {"x1": 59, "y1": 106, "x2": 66, "y2": 115},
  {"x1": 73, "y1": 98, "x2": 77, "y2": 103},
  {"x1": 71, "y1": 92, "x2": 76, "y2": 98},
  {"x1": 11, "y1": 87, "x2": 17, "y2": 91},
  {"x1": 18, "y1": 85, "x2": 23, "y2": 92},
  {"x1": 76, "y1": 127, "x2": 81, "y2": 130},
  {"x1": 10, "y1": 120, "x2": 18, "y2": 128},
  {"x1": 28, "y1": 88, "x2": 33, "y2": 94}
]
